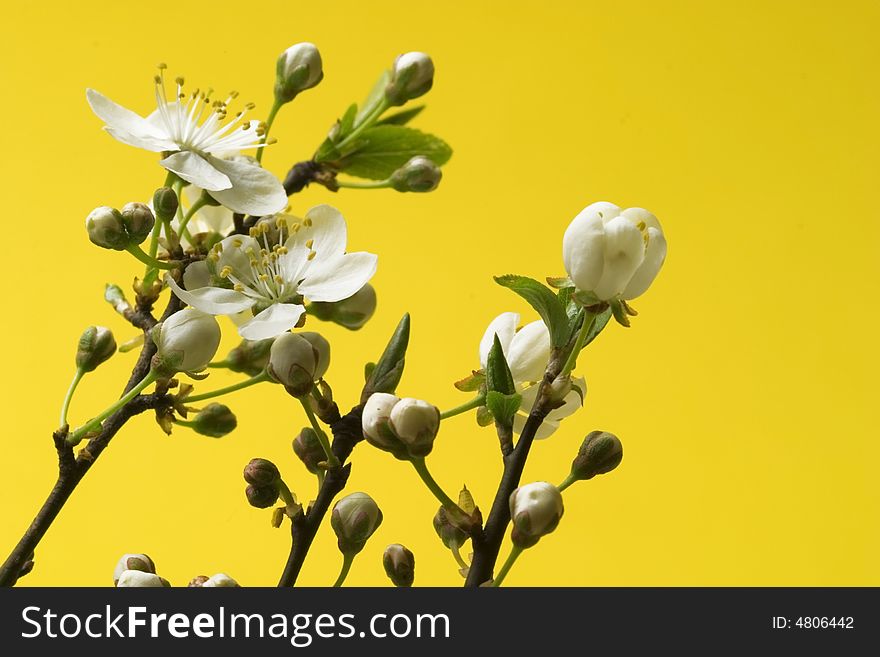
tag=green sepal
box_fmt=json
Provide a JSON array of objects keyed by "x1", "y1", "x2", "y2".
[
  {"x1": 454, "y1": 370, "x2": 485, "y2": 392},
  {"x1": 610, "y1": 299, "x2": 631, "y2": 328},
  {"x1": 546, "y1": 276, "x2": 574, "y2": 289}
]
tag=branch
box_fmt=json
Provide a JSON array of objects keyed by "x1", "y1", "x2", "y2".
[
  {"x1": 283, "y1": 160, "x2": 323, "y2": 196},
  {"x1": 277, "y1": 404, "x2": 364, "y2": 587}
]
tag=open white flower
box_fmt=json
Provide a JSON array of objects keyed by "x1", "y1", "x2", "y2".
[
  {"x1": 86, "y1": 68, "x2": 287, "y2": 216},
  {"x1": 479, "y1": 312, "x2": 586, "y2": 439},
  {"x1": 167, "y1": 205, "x2": 377, "y2": 340}
]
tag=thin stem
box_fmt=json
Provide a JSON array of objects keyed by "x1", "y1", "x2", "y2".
[
  {"x1": 557, "y1": 473, "x2": 578, "y2": 492},
  {"x1": 491, "y1": 546, "x2": 523, "y2": 587},
  {"x1": 333, "y1": 553, "x2": 355, "y2": 587},
  {"x1": 335, "y1": 178, "x2": 391, "y2": 190},
  {"x1": 561, "y1": 310, "x2": 596, "y2": 377},
  {"x1": 144, "y1": 170, "x2": 178, "y2": 281},
  {"x1": 67, "y1": 370, "x2": 158, "y2": 445},
  {"x1": 59, "y1": 368, "x2": 86, "y2": 427},
  {"x1": 185, "y1": 371, "x2": 269, "y2": 403},
  {"x1": 177, "y1": 194, "x2": 210, "y2": 239},
  {"x1": 440, "y1": 395, "x2": 485, "y2": 420},
  {"x1": 125, "y1": 243, "x2": 179, "y2": 270},
  {"x1": 409, "y1": 457, "x2": 463, "y2": 514},
  {"x1": 451, "y1": 545, "x2": 469, "y2": 571},
  {"x1": 277, "y1": 479, "x2": 295, "y2": 506},
  {"x1": 207, "y1": 360, "x2": 231, "y2": 369},
  {"x1": 256, "y1": 101, "x2": 282, "y2": 165},
  {"x1": 299, "y1": 398, "x2": 339, "y2": 468}
]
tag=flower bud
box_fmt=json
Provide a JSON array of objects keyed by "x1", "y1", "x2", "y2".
[
  {"x1": 201, "y1": 573, "x2": 239, "y2": 587},
  {"x1": 385, "y1": 52, "x2": 434, "y2": 105},
  {"x1": 76, "y1": 326, "x2": 116, "y2": 373},
  {"x1": 389, "y1": 398, "x2": 440, "y2": 457},
  {"x1": 245, "y1": 484, "x2": 279, "y2": 509},
  {"x1": 190, "y1": 403, "x2": 237, "y2": 438},
  {"x1": 86, "y1": 206, "x2": 129, "y2": 250},
  {"x1": 275, "y1": 42, "x2": 324, "y2": 103},
  {"x1": 361, "y1": 392, "x2": 404, "y2": 455},
  {"x1": 152, "y1": 309, "x2": 221, "y2": 376},
  {"x1": 113, "y1": 553, "x2": 155, "y2": 585},
  {"x1": 243, "y1": 458, "x2": 280, "y2": 487},
  {"x1": 225, "y1": 338, "x2": 274, "y2": 376},
  {"x1": 188, "y1": 575, "x2": 210, "y2": 587},
  {"x1": 509, "y1": 482, "x2": 564, "y2": 549},
  {"x1": 267, "y1": 331, "x2": 330, "y2": 395},
  {"x1": 120, "y1": 202, "x2": 155, "y2": 244},
  {"x1": 309, "y1": 284, "x2": 377, "y2": 331},
  {"x1": 331, "y1": 492, "x2": 383, "y2": 555},
  {"x1": 292, "y1": 427, "x2": 325, "y2": 474},
  {"x1": 433, "y1": 506, "x2": 468, "y2": 550},
  {"x1": 562, "y1": 202, "x2": 667, "y2": 302},
  {"x1": 570, "y1": 430, "x2": 623, "y2": 481},
  {"x1": 116, "y1": 570, "x2": 170, "y2": 587},
  {"x1": 383, "y1": 544, "x2": 415, "y2": 587},
  {"x1": 389, "y1": 156, "x2": 442, "y2": 193},
  {"x1": 152, "y1": 186, "x2": 179, "y2": 223}
]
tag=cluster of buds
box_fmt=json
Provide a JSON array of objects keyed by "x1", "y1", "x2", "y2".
[
  {"x1": 243, "y1": 458, "x2": 282, "y2": 509},
  {"x1": 267, "y1": 331, "x2": 331, "y2": 397},
  {"x1": 389, "y1": 156, "x2": 442, "y2": 193},
  {"x1": 151, "y1": 309, "x2": 222, "y2": 377},
  {"x1": 188, "y1": 573, "x2": 240, "y2": 587},
  {"x1": 331, "y1": 492, "x2": 383, "y2": 556},
  {"x1": 86, "y1": 202, "x2": 156, "y2": 251},
  {"x1": 308, "y1": 284, "x2": 377, "y2": 331},
  {"x1": 76, "y1": 326, "x2": 116, "y2": 373},
  {"x1": 509, "y1": 482, "x2": 564, "y2": 549},
  {"x1": 362, "y1": 393, "x2": 441, "y2": 460},
  {"x1": 113, "y1": 553, "x2": 170, "y2": 587},
  {"x1": 385, "y1": 52, "x2": 434, "y2": 105},
  {"x1": 382, "y1": 544, "x2": 415, "y2": 587}
]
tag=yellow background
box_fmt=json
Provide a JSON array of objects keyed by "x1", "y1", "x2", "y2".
[{"x1": 1, "y1": 0, "x2": 878, "y2": 587}]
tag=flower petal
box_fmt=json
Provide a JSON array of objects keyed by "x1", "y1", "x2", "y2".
[
  {"x1": 622, "y1": 225, "x2": 667, "y2": 300},
  {"x1": 285, "y1": 205, "x2": 348, "y2": 260},
  {"x1": 298, "y1": 252, "x2": 378, "y2": 303},
  {"x1": 547, "y1": 376, "x2": 587, "y2": 422},
  {"x1": 160, "y1": 151, "x2": 232, "y2": 191},
  {"x1": 507, "y1": 320, "x2": 552, "y2": 383},
  {"x1": 165, "y1": 273, "x2": 255, "y2": 315},
  {"x1": 513, "y1": 412, "x2": 560, "y2": 439},
  {"x1": 206, "y1": 155, "x2": 288, "y2": 215},
  {"x1": 86, "y1": 89, "x2": 174, "y2": 148},
  {"x1": 592, "y1": 215, "x2": 646, "y2": 301},
  {"x1": 103, "y1": 127, "x2": 174, "y2": 152},
  {"x1": 237, "y1": 303, "x2": 306, "y2": 340},
  {"x1": 478, "y1": 312, "x2": 520, "y2": 369},
  {"x1": 182, "y1": 261, "x2": 212, "y2": 289},
  {"x1": 562, "y1": 203, "x2": 615, "y2": 293}
]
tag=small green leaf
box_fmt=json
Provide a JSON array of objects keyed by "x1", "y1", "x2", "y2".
[
  {"x1": 337, "y1": 125, "x2": 452, "y2": 180},
  {"x1": 494, "y1": 274, "x2": 571, "y2": 348},
  {"x1": 486, "y1": 391, "x2": 522, "y2": 427},
  {"x1": 362, "y1": 314, "x2": 411, "y2": 400},
  {"x1": 583, "y1": 307, "x2": 613, "y2": 347},
  {"x1": 454, "y1": 371, "x2": 485, "y2": 392},
  {"x1": 339, "y1": 103, "x2": 358, "y2": 136},
  {"x1": 485, "y1": 335, "x2": 516, "y2": 396},
  {"x1": 314, "y1": 136, "x2": 341, "y2": 163},
  {"x1": 547, "y1": 276, "x2": 574, "y2": 289},
  {"x1": 376, "y1": 105, "x2": 425, "y2": 126},
  {"x1": 357, "y1": 70, "x2": 391, "y2": 126},
  {"x1": 364, "y1": 362, "x2": 376, "y2": 383}
]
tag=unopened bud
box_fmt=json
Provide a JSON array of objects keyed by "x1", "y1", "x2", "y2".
[
  {"x1": 385, "y1": 52, "x2": 434, "y2": 105},
  {"x1": 246, "y1": 484, "x2": 279, "y2": 509},
  {"x1": 509, "y1": 482, "x2": 564, "y2": 549},
  {"x1": 433, "y1": 506, "x2": 468, "y2": 550},
  {"x1": 267, "y1": 331, "x2": 331, "y2": 395},
  {"x1": 331, "y1": 492, "x2": 383, "y2": 555},
  {"x1": 389, "y1": 156, "x2": 442, "y2": 193},
  {"x1": 275, "y1": 42, "x2": 324, "y2": 103},
  {"x1": 113, "y1": 553, "x2": 155, "y2": 585},
  {"x1": 389, "y1": 398, "x2": 440, "y2": 457},
  {"x1": 191, "y1": 403, "x2": 237, "y2": 438},
  {"x1": 120, "y1": 202, "x2": 156, "y2": 244},
  {"x1": 383, "y1": 544, "x2": 415, "y2": 587},
  {"x1": 201, "y1": 573, "x2": 239, "y2": 587},
  {"x1": 86, "y1": 206, "x2": 128, "y2": 250},
  {"x1": 243, "y1": 458, "x2": 280, "y2": 487},
  {"x1": 292, "y1": 427, "x2": 325, "y2": 474},
  {"x1": 116, "y1": 570, "x2": 170, "y2": 587},
  {"x1": 151, "y1": 309, "x2": 221, "y2": 376},
  {"x1": 76, "y1": 326, "x2": 116, "y2": 373},
  {"x1": 570, "y1": 430, "x2": 623, "y2": 481},
  {"x1": 152, "y1": 186, "x2": 179, "y2": 223},
  {"x1": 309, "y1": 284, "x2": 377, "y2": 330},
  {"x1": 188, "y1": 575, "x2": 210, "y2": 587},
  {"x1": 361, "y1": 392, "x2": 406, "y2": 458},
  {"x1": 225, "y1": 338, "x2": 274, "y2": 376}
]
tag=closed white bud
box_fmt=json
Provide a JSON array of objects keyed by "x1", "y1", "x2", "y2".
[
  {"x1": 86, "y1": 206, "x2": 128, "y2": 250},
  {"x1": 201, "y1": 573, "x2": 239, "y2": 587},
  {"x1": 116, "y1": 570, "x2": 170, "y2": 587},
  {"x1": 275, "y1": 42, "x2": 324, "y2": 103},
  {"x1": 362, "y1": 392, "x2": 400, "y2": 447},
  {"x1": 509, "y1": 482, "x2": 564, "y2": 548},
  {"x1": 152, "y1": 308, "x2": 221, "y2": 375},
  {"x1": 562, "y1": 202, "x2": 667, "y2": 302},
  {"x1": 385, "y1": 52, "x2": 434, "y2": 105},
  {"x1": 389, "y1": 156, "x2": 442, "y2": 193},
  {"x1": 389, "y1": 398, "x2": 440, "y2": 454},
  {"x1": 267, "y1": 331, "x2": 330, "y2": 394},
  {"x1": 331, "y1": 492, "x2": 384, "y2": 555},
  {"x1": 112, "y1": 553, "x2": 155, "y2": 585}
]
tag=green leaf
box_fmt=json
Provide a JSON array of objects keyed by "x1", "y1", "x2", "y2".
[
  {"x1": 339, "y1": 103, "x2": 358, "y2": 136},
  {"x1": 485, "y1": 391, "x2": 522, "y2": 427},
  {"x1": 337, "y1": 125, "x2": 452, "y2": 180},
  {"x1": 364, "y1": 362, "x2": 376, "y2": 383},
  {"x1": 546, "y1": 276, "x2": 573, "y2": 289},
  {"x1": 314, "y1": 136, "x2": 340, "y2": 163},
  {"x1": 583, "y1": 307, "x2": 613, "y2": 347},
  {"x1": 558, "y1": 287, "x2": 578, "y2": 321},
  {"x1": 454, "y1": 371, "x2": 485, "y2": 392},
  {"x1": 357, "y1": 70, "x2": 392, "y2": 126},
  {"x1": 376, "y1": 105, "x2": 425, "y2": 126},
  {"x1": 494, "y1": 274, "x2": 571, "y2": 348},
  {"x1": 485, "y1": 335, "x2": 516, "y2": 396},
  {"x1": 362, "y1": 313, "x2": 410, "y2": 401}
]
